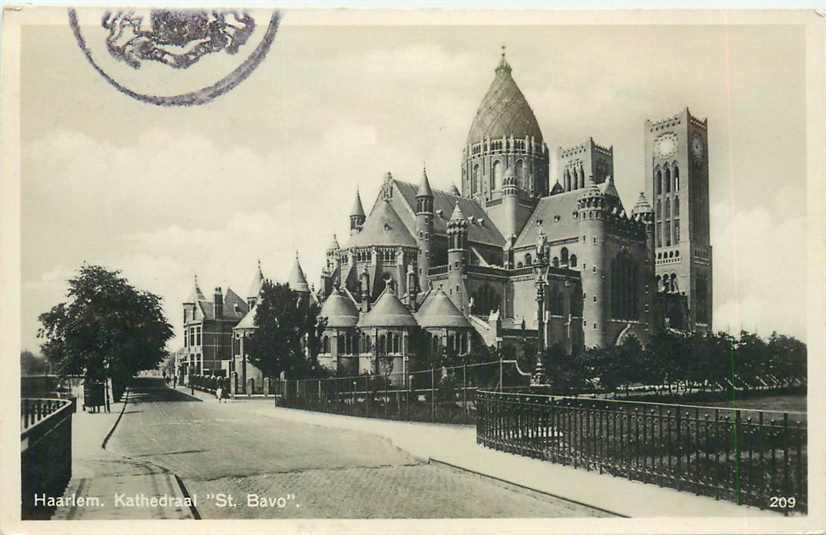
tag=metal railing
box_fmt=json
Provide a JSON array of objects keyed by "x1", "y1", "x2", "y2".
[
  {"x1": 275, "y1": 359, "x2": 532, "y2": 425},
  {"x1": 21, "y1": 398, "x2": 74, "y2": 519},
  {"x1": 476, "y1": 391, "x2": 807, "y2": 512}
]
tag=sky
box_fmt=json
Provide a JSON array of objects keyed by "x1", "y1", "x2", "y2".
[{"x1": 20, "y1": 15, "x2": 808, "y2": 352}]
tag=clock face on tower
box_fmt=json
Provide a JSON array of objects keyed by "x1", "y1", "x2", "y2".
[
  {"x1": 691, "y1": 134, "x2": 705, "y2": 163},
  {"x1": 655, "y1": 133, "x2": 678, "y2": 159}
]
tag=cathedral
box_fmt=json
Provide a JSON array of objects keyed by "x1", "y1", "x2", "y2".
[{"x1": 179, "y1": 50, "x2": 713, "y2": 383}]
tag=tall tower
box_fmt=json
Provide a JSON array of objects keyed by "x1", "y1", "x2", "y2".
[
  {"x1": 558, "y1": 138, "x2": 614, "y2": 193},
  {"x1": 415, "y1": 167, "x2": 434, "y2": 292},
  {"x1": 462, "y1": 48, "x2": 549, "y2": 240},
  {"x1": 645, "y1": 108, "x2": 713, "y2": 331},
  {"x1": 577, "y1": 177, "x2": 608, "y2": 348},
  {"x1": 446, "y1": 203, "x2": 468, "y2": 311}
]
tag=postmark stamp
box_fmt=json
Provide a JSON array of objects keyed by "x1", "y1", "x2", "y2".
[{"x1": 68, "y1": 8, "x2": 280, "y2": 106}]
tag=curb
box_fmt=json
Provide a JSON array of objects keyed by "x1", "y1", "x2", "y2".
[{"x1": 428, "y1": 458, "x2": 627, "y2": 518}]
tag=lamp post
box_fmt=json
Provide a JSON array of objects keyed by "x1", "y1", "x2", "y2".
[{"x1": 531, "y1": 228, "x2": 548, "y2": 387}]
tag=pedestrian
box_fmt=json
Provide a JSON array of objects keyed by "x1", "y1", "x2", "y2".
[
  {"x1": 216, "y1": 382, "x2": 224, "y2": 403},
  {"x1": 173, "y1": 374, "x2": 177, "y2": 388}
]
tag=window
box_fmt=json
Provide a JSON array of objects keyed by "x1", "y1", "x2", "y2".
[
  {"x1": 561, "y1": 247, "x2": 569, "y2": 266},
  {"x1": 673, "y1": 196, "x2": 680, "y2": 217},
  {"x1": 472, "y1": 164, "x2": 479, "y2": 194},
  {"x1": 656, "y1": 169, "x2": 662, "y2": 195},
  {"x1": 552, "y1": 257, "x2": 559, "y2": 268},
  {"x1": 674, "y1": 220, "x2": 680, "y2": 243},
  {"x1": 570, "y1": 254, "x2": 578, "y2": 267},
  {"x1": 673, "y1": 164, "x2": 680, "y2": 191},
  {"x1": 665, "y1": 221, "x2": 671, "y2": 247},
  {"x1": 338, "y1": 334, "x2": 345, "y2": 354},
  {"x1": 665, "y1": 200, "x2": 671, "y2": 219},
  {"x1": 665, "y1": 167, "x2": 671, "y2": 193},
  {"x1": 515, "y1": 160, "x2": 524, "y2": 188},
  {"x1": 670, "y1": 273, "x2": 678, "y2": 293},
  {"x1": 564, "y1": 169, "x2": 571, "y2": 191},
  {"x1": 392, "y1": 333, "x2": 400, "y2": 354},
  {"x1": 657, "y1": 224, "x2": 662, "y2": 247},
  {"x1": 196, "y1": 327, "x2": 201, "y2": 346},
  {"x1": 492, "y1": 160, "x2": 503, "y2": 190},
  {"x1": 656, "y1": 199, "x2": 661, "y2": 220},
  {"x1": 609, "y1": 251, "x2": 640, "y2": 320},
  {"x1": 525, "y1": 253, "x2": 532, "y2": 266}
]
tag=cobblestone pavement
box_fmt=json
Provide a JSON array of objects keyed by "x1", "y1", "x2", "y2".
[{"x1": 107, "y1": 379, "x2": 609, "y2": 518}]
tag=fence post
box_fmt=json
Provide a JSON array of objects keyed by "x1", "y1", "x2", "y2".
[
  {"x1": 431, "y1": 367, "x2": 436, "y2": 423},
  {"x1": 499, "y1": 357, "x2": 503, "y2": 392},
  {"x1": 408, "y1": 374, "x2": 414, "y2": 422},
  {"x1": 463, "y1": 360, "x2": 468, "y2": 422}
]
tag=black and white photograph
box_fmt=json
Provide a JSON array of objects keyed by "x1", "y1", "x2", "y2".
[{"x1": 3, "y1": 7, "x2": 824, "y2": 534}]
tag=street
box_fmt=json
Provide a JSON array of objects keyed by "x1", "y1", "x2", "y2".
[{"x1": 105, "y1": 378, "x2": 609, "y2": 518}]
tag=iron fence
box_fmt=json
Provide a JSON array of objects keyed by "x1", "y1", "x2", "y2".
[
  {"x1": 274, "y1": 359, "x2": 532, "y2": 424},
  {"x1": 476, "y1": 391, "x2": 807, "y2": 512},
  {"x1": 21, "y1": 398, "x2": 74, "y2": 519}
]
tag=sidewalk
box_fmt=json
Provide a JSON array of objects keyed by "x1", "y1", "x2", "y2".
[
  {"x1": 242, "y1": 403, "x2": 780, "y2": 518},
  {"x1": 52, "y1": 390, "x2": 194, "y2": 520}
]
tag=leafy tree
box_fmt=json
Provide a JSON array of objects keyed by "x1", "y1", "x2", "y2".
[
  {"x1": 247, "y1": 280, "x2": 326, "y2": 381},
  {"x1": 767, "y1": 332, "x2": 806, "y2": 386},
  {"x1": 37, "y1": 264, "x2": 173, "y2": 399},
  {"x1": 21, "y1": 350, "x2": 49, "y2": 375}
]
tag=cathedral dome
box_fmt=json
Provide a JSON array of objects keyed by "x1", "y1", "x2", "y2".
[{"x1": 466, "y1": 52, "x2": 543, "y2": 145}]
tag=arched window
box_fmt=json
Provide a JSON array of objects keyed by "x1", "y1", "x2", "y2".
[
  {"x1": 665, "y1": 221, "x2": 671, "y2": 247},
  {"x1": 472, "y1": 165, "x2": 479, "y2": 194},
  {"x1": 564, "y1": 169, "x2": 571, "y2": 191},
  {"x1": 492, "y1": 160, "x2": 503, "y2": 190},
  {"x1": 656, "y1": 168, "x2": 662, "y2": 195},
  {"x1": 673, "y1": 164, "x2": 680, "y2": 191},
  {"x1": 378, "y1": 334, "x2": 385, "y2": 355},
  {"x1": 525, "y1": 253, "x2": 532, "y2": 266},
  {"x1": 656, "y1": 199, "x2": 661, "y2": 219},
  {"x1": 561, "y1": 247, "x2": 569, "y2": 266},
  {"x1": 670, "y1": 273, "x2": 678, "y2": 293},
  {"x1": 322, "y1": 336, "x2": 329, "y2": 354},
  {"x1": 552, "y1": 257, "x2": 559, "y2": 268},
  {"x1": 610, "y1": 252, "x2": 639, "y2": 320},
  {"x1": 550, "y1": 285, "x2": 564, "y2": 315},
  {"x1": 432, "y1": 333, "x2": 439, "y2": 354},
  {"x1": 338, "y1": 334, "x2": 346, "y2": 354},
  {"x1": 665, "y1": 167, "x2": 671, "y2": 193},
  {"x1": 655, "y1": 275, "x2": 661, "y2": 292},
  {"x1": 665, "y1": 200, "x2": 671, "y2": 219},
  {"x1": 674, "y1": 219, "x2": 680, "y2": 243},
  {"x1": 352, "y1": 334, "x2": 359, "y2": 355},
  {"x1": 392, "y1": 333, "x2": 400, "y2": 354},
  {"x1": 570, "y1": 254, "x2": 577, "y2": 267},
  {"x1": 656, "y1": 223, "x2": 662, "y2": 247},
  {"x1": 673, "y1": 196, "x2": 679, "y2": 217},
  {"x1": 515, "y1": 160, "x2": 524, "y2": 189}
]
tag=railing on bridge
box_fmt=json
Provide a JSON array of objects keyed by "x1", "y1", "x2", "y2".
[
  {"x1": 274, "y1": 360, "x2": 532, "y2": 425},
  {"x1": 476, "y1": 391, "x2": 807, "y2": 512},
  {"x1": 21, "y1": 398, "x2": 74, "y2": 519}
]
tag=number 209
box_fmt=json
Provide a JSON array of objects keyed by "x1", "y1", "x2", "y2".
[{"x1": 769, "y1": 496, "x2": 796, "y2": 509}]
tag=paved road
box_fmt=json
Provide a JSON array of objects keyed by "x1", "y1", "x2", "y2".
[{"x1": 109, "y1": 378, "x2": 609, "y2": 519}]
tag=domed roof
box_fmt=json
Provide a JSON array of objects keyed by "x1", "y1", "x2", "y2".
[
  {"x1": 288, "y1": 253, "x2": 310, "y2": 293},
  {"x1": 319, "y1": 289, "x2": 359, "y2": 328},
  {"x1": 358, "y1": 285, "x2": 417, "y2": 328},
  {"x1": 466, "y1": 51, "x2": 543, "y2": 145},
  {"x1": 416, "y1": 289, "x2": 470, "y2": 328}
]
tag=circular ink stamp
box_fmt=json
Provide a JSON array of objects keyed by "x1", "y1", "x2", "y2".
[{"x1": 68, "y1": 8, "x2": 280, "y2": 106}]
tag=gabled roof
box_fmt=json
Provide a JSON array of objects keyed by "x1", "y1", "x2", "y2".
[
  {"x1": 319, "y1": 288, "x2": 359, "y2": 328},
  {"x1": 235, "y1": 301, "x2": 257, "y2": 330},
  {"x1": 466, "y1": 52, "x2": 543, "y2": 145},
  {"x1": 393, "y1": 180, "x2": 505, "y2": 247},
  {"x1": 357, "y1": 285, "x2": 417, "y2": 328},
  {"x1": 513, "y1": 189, "x2": 581, "y2": 249},
  {"x1": 347, "y1": 199, "x2": 417, "y2": 248},
  {"x1": 416, "y1": 289, "x2": 471, "y2": 328},
  {"x1": 223, "y1": 287, "x2": 249, "y2": 320}
]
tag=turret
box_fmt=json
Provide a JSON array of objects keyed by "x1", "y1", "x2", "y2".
[
  {"x1": 632, "y1": 192, "x2": 657, "y2": 325},
  {"x1": 501, "y1": 167, "x2": 519, "y2": 241},
  {"x1": 577, "y1": 175, "x2": 608, "y2": 348},
  {"x1": 246, "y1": 261, "x2": 265, "y2": 309},
  {"x1": 416, "y1": 166, "x2": 434, "y2": 292},
  {"x1": 446, "y1": 203, "x2": 468, "y2": 311},
  {"x1": 359, "y1": 266, "x2": 370, "y2": 313},
  {"x1": 406, "y1": 263, "x2": 418, "y2": 309},
  {"x1": 350, "y1": 188, "x2": 366, "y2": 235},
  {"x1": 288, "y1": 252, "x2": 310, "y2": 294}
]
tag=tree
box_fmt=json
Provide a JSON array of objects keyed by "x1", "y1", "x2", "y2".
[
  {"x1": 247, "y1": 280, "x2": 326, "y2": 381},
  {"x1": 37, "y1": 264, "x2": 173, "y2": 399},
  {"x1": 21, "y1": 350, "x2": 49, "y2": 375}
]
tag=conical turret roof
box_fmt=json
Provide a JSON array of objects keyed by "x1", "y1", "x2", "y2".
[
  {"x1": 417, "y1": 166, "x2": 434, "y2": 197},
  {"x1": 358, "y1": 284, "x2": 417, "y2": 328},
  {"x1": 416, "y1": 289, "x2": 471, "y2": 328},
  {"x1": 246, "y1": 261, "x2": 265, "y2": 299},
  {"x1": 449, "y1": 202, "x2": 466, "y2": 222},
  {"x1": 319, "y1": 288, "x2": 359, "y2": 328},
  {"x1": 467, "y1": 49, "x2": 543, "y2": 145},
  {"x1": 350, "y1": 189, "x2": 366, "y2": 217},
  {"x1": 288, "y1": 252, "x2": 310, "y2": 293},
  {"x1": 327, "y1": 234, "x2": 341, "y2": 251},
  {"x1": 185, "y1": 275, "x2": 205, "y2": 303}
]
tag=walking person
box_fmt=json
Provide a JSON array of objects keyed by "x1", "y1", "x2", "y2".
[{"x1": 216, "y1": 379, "x2": 224, "y2": 403}]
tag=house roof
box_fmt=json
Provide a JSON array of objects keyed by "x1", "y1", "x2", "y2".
[
  {"x1": 416, "y1": 289, "x2": 471, "y2": 328},
  {"x1": 393, "y1": 180, "x2": 505, "y2": 247},
  {"x1": 223, "y1": 287, "x2": 248, "y2": 320},
  {"x1": 347, "y1": 198, "x2": 417, "y2": 248},
  {"x1": 466, "y1": 52, "x2": 543, "y2": 145},
  {"x1": 319, "y1": 289, "x2": 359, "y2": 328},
  {"x1": 235, "y1": 301, "x2": 257, "y2": 330},
  {"x1": 357, "y1": 286, "x2": 418, "y2": 328},
  {"x1": 514, "y1": 189, "x2": 582, "y2": 249}
]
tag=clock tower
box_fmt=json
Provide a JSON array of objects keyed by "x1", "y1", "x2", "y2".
[{"x1": 644, "y1": 107, "x2": 713, "y2": 332}]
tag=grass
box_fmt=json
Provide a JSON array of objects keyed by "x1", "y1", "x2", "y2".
[{"x1": 681, "y1": 394, "x2": 806, "y2": 413}]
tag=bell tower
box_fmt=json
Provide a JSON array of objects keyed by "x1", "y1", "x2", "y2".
[{"x1": 644, "y1": 108, "x2": 713, "y2": 332}]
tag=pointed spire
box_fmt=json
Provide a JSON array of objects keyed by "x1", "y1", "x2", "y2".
[
  {"x1": 632, "y1": 192, "x2": 654, "y2": 215},
  {"x1": 496, "y1": 44, "x2": 512, "y2": 76},
  {"x1": 246, "y1": 261, "x2": 265, "y2": 299},
  {"x1": 328, "y1": 233, "x2": 340, "y2": 250},
  {"x1": 350, "y1": 188, "x2": 365, "y2": 217},
  {"x1": 449, "y1": 202, "x2": 465, "y2": 222},
  {"x1": 448, "y1": 183, "x2": 460, "y2": 196},
  {"x1": 288, "y1": 251, "x2": 310, "y2": 293},
  {"x1": 186, "y1": 273, "x2": 206, "y2": 303},
  {"x1": 417, "y1": 164, "x2": 434, "y2": 198}
]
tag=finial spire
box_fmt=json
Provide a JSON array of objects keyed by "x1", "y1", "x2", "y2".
[{"x1": 496, "y1": 44, "x2": 512, "y2": 75}]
